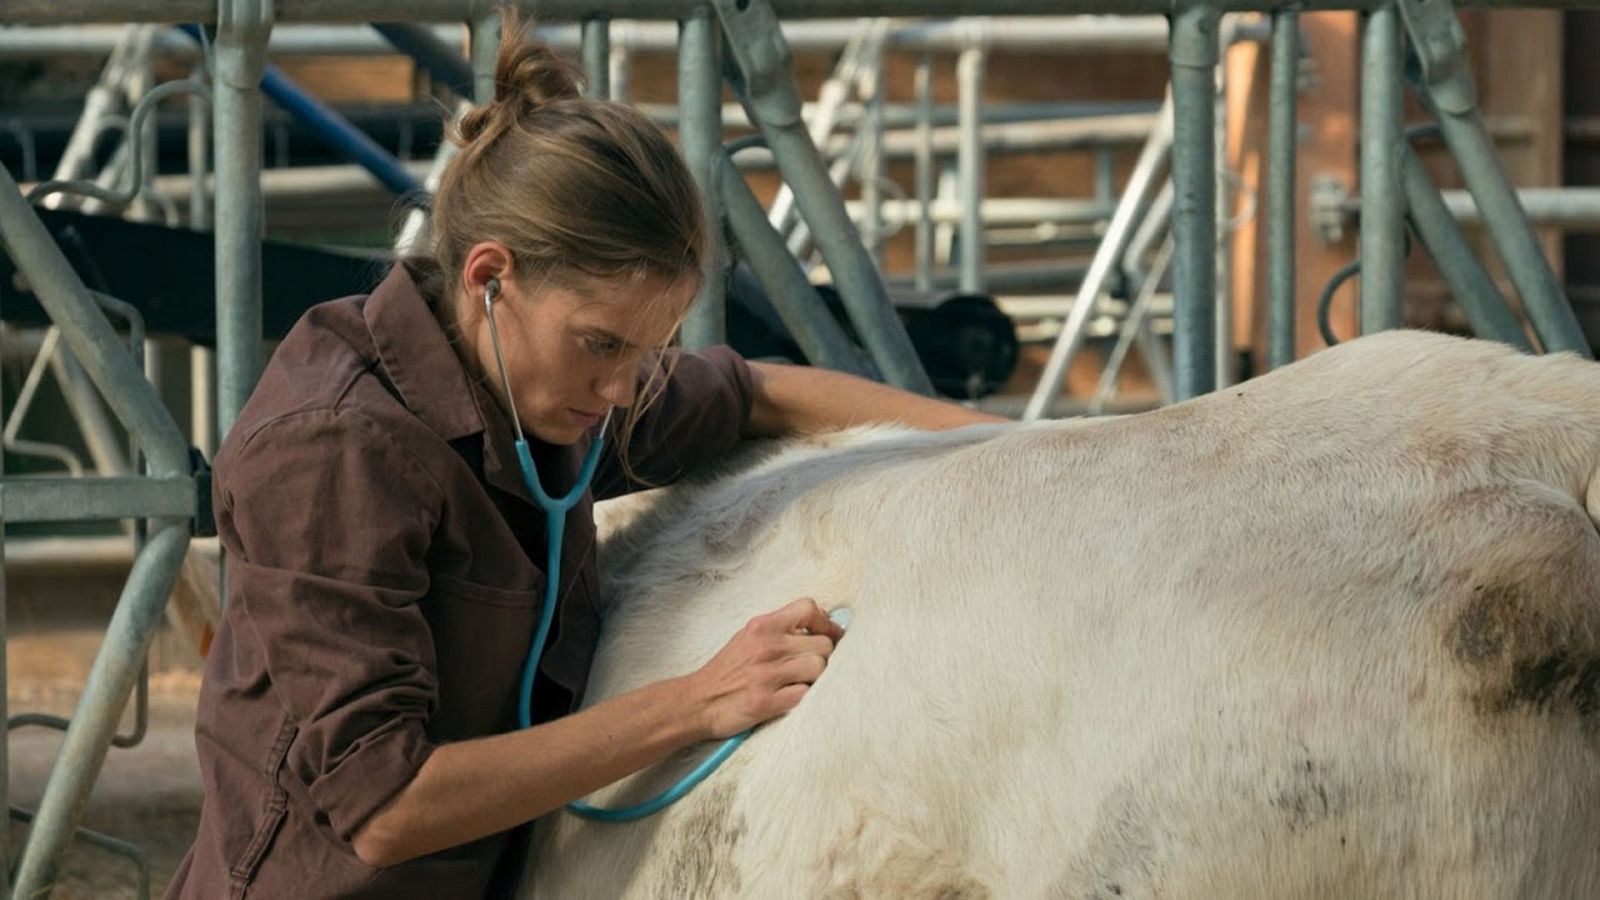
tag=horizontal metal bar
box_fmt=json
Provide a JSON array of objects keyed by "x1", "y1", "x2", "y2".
[
  {"x1": 6, "y1": 1, "x2": 1593, "y2": 26},
  {"x1": 0, "y1": 477, "x2": 195, "y2": 523}
]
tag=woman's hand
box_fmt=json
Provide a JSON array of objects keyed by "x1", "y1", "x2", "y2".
[{"x1": 686, "y1": 597, "x2": 846, "y2": 739}]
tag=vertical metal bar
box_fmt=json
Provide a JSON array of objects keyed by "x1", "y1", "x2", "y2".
[
  {"x1": 1359, "y1": 5, "x2": 1404, "y2": 335},
  {"x1": 1170, "y1": 1, "x2": 1220, "y2": 401},
  {"x1": 213, "y1": 5, "x2": 271, "y2": 440},
  {"x1": 582, "y1": 16, "x2": 610, "y2": 100},
  {"x1": 1023, "y1": 98, "x2": 1173, "y2": 420},
  {"x1": 1213, "y1": 23, "x2": 1233, "y2": 389},
  {"x1": 50, "y1": 342, "x2": 131, "y2": 476},
  {"x1": 860, "y1": 42, "x2": 886, "y2": 267},
  {"x1": 44, "y1": 26, "x2": 144, "y2": 210},
  {"x1": 188, "y1": 64, "x2": 211, "y2": 232},
  {"x1": 1267, "y1": 10, "x2": 1299, "y2": 369},
  {"x1": 1402, "y1": 146, "x2": 1534, "y2": 352},
  {"x1": 471, "y1": 11, "x2": 500, "y2": 105},
  {"x1": 11, "y1": 519, "x2": 190, "y2": 899},
  {"x1": 717, "y1": 153, "x2": 872, "y2": 377},
  {"x1": 913, "y1": 51, "x2": 935, "y2": 294},
  {"x1": 189, "y1": 69, "x2": 215, "y2": 459},
  {"x1": 678, "y1": 8, "x2": 725, "y2": 349},
  {"x1": 608, "y1": 38, "x2": 630, "y2": 102},
  {"x1": 956, "y1": 45, "x2": 986, "y2": 294},
  {"x1": 0, "y1": 510, "x2": 8, "y2": 899}
]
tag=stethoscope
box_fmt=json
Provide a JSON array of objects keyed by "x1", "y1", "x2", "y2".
[{"x1": 481, "y1": 277, "x2": 749, "y2": 823}]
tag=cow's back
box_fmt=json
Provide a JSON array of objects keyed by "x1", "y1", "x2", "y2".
[{"x1": 523, "y1": 331, "x2": 1600, "y2": 899}]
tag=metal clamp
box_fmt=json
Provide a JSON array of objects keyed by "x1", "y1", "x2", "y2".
[
  {"x1": 216, "y1": 0, "x2": 273, "y2": 90},
  {"x1": 712, "y1": 0, "x2": 803, "y2": 129},
  {"x1": 1168, "y1": 0, "x2": 1222, "y2": 70},
  {"x1": 1395, "y1": 0, "x2": 1474, "y2": 114}
]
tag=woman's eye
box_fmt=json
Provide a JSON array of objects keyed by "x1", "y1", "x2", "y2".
[{"x1": 584, "y1": 337, "x2": 623, "y2": 356}]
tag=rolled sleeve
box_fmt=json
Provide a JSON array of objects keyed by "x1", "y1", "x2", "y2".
[
  {"x1": 595, "y1": 345, "x2": 755, "y2": 498},
  {"x1": 219, "y1": 408, "x2": 444, "y2": 844}
]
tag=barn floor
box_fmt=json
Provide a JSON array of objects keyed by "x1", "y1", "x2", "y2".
[{"x1": 7, "y1": 556, "x2": 206, "y2": 899}]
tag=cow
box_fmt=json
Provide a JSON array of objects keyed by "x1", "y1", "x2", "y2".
[{"x1": 519, "y1": 330, "x2": 1600, "y2": 899}]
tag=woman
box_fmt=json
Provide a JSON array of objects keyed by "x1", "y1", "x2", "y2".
[{"x1": 168, "y1": 17, "x2": 1001, "y2": 899}]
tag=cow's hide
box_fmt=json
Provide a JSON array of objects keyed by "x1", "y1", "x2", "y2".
[{"x1": 521, "y1": 331, "x2": 1600, "y2": 899}]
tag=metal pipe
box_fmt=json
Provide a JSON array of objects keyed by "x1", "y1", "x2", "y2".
[
  {"x1": 860, "y1": 37, "x2": 888, "y2": 266},
  {"x1": 188, "y1": 64, "x2": 211, "y2": 232},
  {"x1": 716, "y1": 0, "x2": 932, "y2": 393},
  {"x1": 1212, "y1": 20, "x2": 1233, "y2": 389},
  {"x1": 1267, "y1": 9, "x2": 1298, "y2": 369},
  {"x1": 371, "y1": 22, "x2": 474, "y2": 98},
  {"x1": 716, "y1": 153, "x2": 873, "y2": 377},
  {"x1": 0, "y1": 164, "x2": 188, "y2": 476},
  {"x1": 49, "y1": 344, "x2": 131, "y2": 476},
  {"x1": 10, "y1": 518, "x2": 190, "y2": 899},
  {"x1": 1431, "y1": 107, "x2": 1590, "y2": 357},
  {"x1": 471, "y1": 12, "x2": 501, "y2": 105},
  {"x1": 608, "y1": 38, "x2": 630, "y2": 101},
  {"x1": 957, "y1": 45, "x2": 986, "y2": 293},
  {"x1": 213, "y1": 4, "x2": 271, "y2": 441},
  {"x1": 1358, "y1": 6, "x2": 1405, "y2": 334},
  {"x1": 677, "y1": 8, "x2": 725, "y2": 348},
  {"x1": 914, "y1": 52, "x2": 936, "y2": 294},
  {"x1": 41, "y1": 25, "x2": 148, "y2": 210},
  {"x1": 1402, "y1": 146, "x2": 1535, "y2": 352},
  {"x1": 1092, "y1": 237, "x2": 1174, "y2": 415},
  {"x1": 1022, "y1": 96, "x2": 1172, "y2": 420},
  {"x1": 581, "y1": 16, "x2": 610, "y2": 99},
  {"x1": 1170, "y1": 2, "x2": 1220, "y2": 401}
]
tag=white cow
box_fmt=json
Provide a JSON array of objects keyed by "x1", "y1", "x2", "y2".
[{"x1": 521, "y1": 330, "x2": 1600, "y2": 899}]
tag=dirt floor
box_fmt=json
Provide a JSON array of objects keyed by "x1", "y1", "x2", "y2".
[{"x1": 7, "y1": 559, "x2": 206, "y2": 900}]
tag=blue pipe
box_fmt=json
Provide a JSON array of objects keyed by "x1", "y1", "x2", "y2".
[
  {"x1": 178, "y1": 25, "x2": 424, "y2": 200},
  {"x1": 371, "y1": 23, "x2": 475, "y2": 100}
]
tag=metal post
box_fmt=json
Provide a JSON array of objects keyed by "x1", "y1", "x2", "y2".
[
  {"x1": 10, "y1": 519, "x2": 191, "y2": 898},
  {"x1": 1023, "y1": 98, "x2": 1173, "y2": 420},
  {"x1": 213, "y1": 0, "x2": 272, "y2": 441},
  {"x1": 471, "y1": 11, "x2": 500, "y2": 104},
  {"x1": 1213, "y1": 20, "x2": 1233, "y2": 388},
  {"x1": 678, "y1": 8, "x2": 726, "y2": 348},
  {"x1": 1267, "y1": 10, "x2": 1298, "y2": 369},
  {"x1": 1170, "y1": 1, "x2": 1220, "y2": 401},
  {"x1": 582, "y1": 16, "x2": 610, "y2": 99},
  {"x1": 1359, "y1": 5, "x2": 1405, "y2": 334},
  {"x1": 608, "y1": 39, "x2": 630, "y2": 102},
  {"x1": 860, "y1": 42, "x2": 887, "y2": 266},
  {"x1": 1402, "y1": 146, "x2": 1534, "y2": 351},
  {"x1": 914, "y1": 51, "x2": 935, "y2": 294},
  {"x1": 957, "y1": 45, "x2": 986, "y2": 293},
  {"x1": 190, "y1": 65, "x2": 216, "y2": 459},
  {"x1": 715, "y1": 0, "x2": 932, "y2": 394},
  {"x1": 717, "y1": 153, "x2": 873, "y2": 377}
]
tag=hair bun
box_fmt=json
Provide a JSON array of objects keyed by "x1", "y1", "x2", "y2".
[{"x1": 451, "y1": 12, "x2": 580, "y2": 148}]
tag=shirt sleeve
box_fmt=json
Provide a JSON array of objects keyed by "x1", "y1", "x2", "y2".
[
  {"x1": 216, "y1": 407, "x2": 444, "y2": 845},
  {"x1": 593, "y1": 345, "x2": 756, "y2": 500}
]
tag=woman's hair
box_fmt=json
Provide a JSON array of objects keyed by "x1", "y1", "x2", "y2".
[{"x1": 411, "y1": 9, "x2": 708, "y2": 478}]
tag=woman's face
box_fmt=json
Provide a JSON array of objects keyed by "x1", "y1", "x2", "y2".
[{"x1": 462, "y1": 263, "x2": 695, "y2": 446}]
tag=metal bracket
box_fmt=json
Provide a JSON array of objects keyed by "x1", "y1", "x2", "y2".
[
  {"x1": 1395, "y1": 0, "x2": 1475, "y2": 114},
  {"x1": 1310, "y1": 173, "x2": 1351, "y2": 244},
  {"x1": 190, "y1": 446, "x2": 216, "y2": 537},
  {"x1": 712, "y1": 0, "x2": 803, "y2": 129},
  {"x1": 1168, "y1": 0, "x2": 1222, "y2": 70}
]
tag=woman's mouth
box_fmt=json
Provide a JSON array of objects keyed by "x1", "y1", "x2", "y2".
[{"x1": 567, "y1": 408, "x2": 604, "y2": 428}]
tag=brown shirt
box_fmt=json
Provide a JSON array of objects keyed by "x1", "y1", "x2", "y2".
[{"x1": 166, "y1": 264, "x2": 754, "y2": 899}]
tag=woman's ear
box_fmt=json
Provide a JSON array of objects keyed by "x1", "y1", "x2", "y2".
[{"x1": 460, "y1": 241, "x2": 515, "y2": 310}]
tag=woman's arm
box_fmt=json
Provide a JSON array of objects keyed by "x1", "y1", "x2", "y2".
[
  {"x1": 746, "y1": 361, "x2": 1009, "y2": 437},
  {"x1": 352, "y1": 598, "x2": 843, "y2": 867}
]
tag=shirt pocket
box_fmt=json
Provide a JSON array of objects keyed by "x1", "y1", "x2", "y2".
[
  {"x1": 423, "y1": 571, "x2": 548, "y2": 738},
  {"x1": 229, "y1": 714, "x2": 297, "y2": 899}
]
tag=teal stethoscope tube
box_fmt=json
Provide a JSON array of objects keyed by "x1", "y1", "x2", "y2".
[{"x1": 482, "y1": 279, "x2": 748, "y2": 823}]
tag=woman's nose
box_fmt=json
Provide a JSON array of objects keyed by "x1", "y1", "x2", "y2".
[{"x1": 599, "y1": 365, "x2": 637, "y2": 408}]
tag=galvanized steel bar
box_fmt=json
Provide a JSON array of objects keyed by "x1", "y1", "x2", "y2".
[
  {"x1": 1402, "y1": 146, "x2": 1534, "y2": 351},
  {"x1": 214, "y1": 1, "x2": 272, "y2": 440},
  {"x1": 716, "y1": 153, "x2": 873, "y2": 377},
  {"x1": 1169, "y1": 1, "x2": 1220, "y2": 400},
  {"x1": 1267, "y1": 9, "x2": 1298, "y2": 369},
  {"x1": 10, "y1": 518, "x2": 190, "y2": 898},
  {"x1": 957, "y1": 45, "x2": 986, "y2": 293},
  {"x1": 372, "y1": 21, "x2": 474, "y2": 98},
  {"x1": 1358, "y1": 5, "x2": 1405, "y2": 334},
  {"x1": 1212, "y1": 21, "x2": 1233, "y2": 389},
  {"x1": 677, "y1": 8, "x2": 726, "y2": 348},
  {"x1": 0, "y1": 478, "x2": 197, "y2": 523},
  {"x1": 1399, "y1": 0, "x2": 1591, "y2": 355},
  {"x1": 0, "y1": 164, "x2": 189, "y2": 476},
  {"x1": 914, "y1": 52, "x2": 936, "y2": 294},
  {"x1": 860, "y1": 40, "x2": 887, "y2": 267},
  {"x1": 471, "y1": 11, "x2": 500, "y2": 104},
  {"x1": 715, "y1": 0, "x2": 932, "y2": 393},
  {"x1": 582, "y1": 16, "x2": 610, "y2": 99},
  {"x1": 1022, "y1": 96, "x2": 1172, "y2": 420}
]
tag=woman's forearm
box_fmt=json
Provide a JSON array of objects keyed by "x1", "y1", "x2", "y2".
[
  {"x1": 353, "y1": 675, "x2": 707, "y2": 867},
  {"x1": 746, "y1": 361, "x2": 1008, "y2": 437}
]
